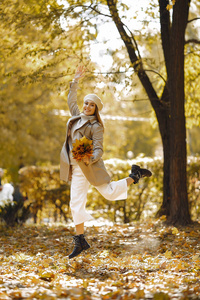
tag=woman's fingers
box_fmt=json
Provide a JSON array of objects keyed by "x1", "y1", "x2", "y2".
[{"x1": 76, "y1": 66, "x2": 86, "y2": 78}]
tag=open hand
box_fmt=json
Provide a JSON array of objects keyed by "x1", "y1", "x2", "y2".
[{"x1": 74, "y1": 65, "x2": 86, "y2": 81}]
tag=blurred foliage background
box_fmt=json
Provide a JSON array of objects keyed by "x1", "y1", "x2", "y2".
[{"x1": 11, "y1": 157, "x2": 199, "y2": 225}]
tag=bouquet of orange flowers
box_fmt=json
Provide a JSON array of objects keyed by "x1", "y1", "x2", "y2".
[{"x1": 72, "y1": 136, "x2": 93, "y2": 162}]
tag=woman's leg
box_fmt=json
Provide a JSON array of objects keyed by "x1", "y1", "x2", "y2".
[
  {"x1": 70, "y1": 177, "x2": 132, "y2": 258},
  {"x1": 70, "y1": 165, "x2": 93, "y2": 227},
  {"x1": 75, "y1": 222, "x2": 84, "y2": 235},
  {"x1": 96, "y1": 164, "x2": 152, "y2": 201},
  {"x1": 96, "y1": 178, "x2": 129, "y2": 201},
  {"x1": 69, "y1": 166, "x2": 91, "y2": 259},
  {"x1": 126, "y1": 177, "x2": 134, "y2": 186}
]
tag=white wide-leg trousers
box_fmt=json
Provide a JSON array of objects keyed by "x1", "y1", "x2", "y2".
[{"x1": 70, "y1": 165, "x2": 128, "y2": 225}]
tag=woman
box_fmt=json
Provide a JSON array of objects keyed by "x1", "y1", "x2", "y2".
[{"x1": 60, "y1": 66, "x2": 152, "y2": 259}]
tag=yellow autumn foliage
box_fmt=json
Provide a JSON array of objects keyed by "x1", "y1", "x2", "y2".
[{"x1": 72, "y1": 136, "x2": 93, "y2": 162}]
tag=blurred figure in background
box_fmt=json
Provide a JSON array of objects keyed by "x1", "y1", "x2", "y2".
[{"x1": 0, "y1": 168, "x2": 14, "y2": 207}]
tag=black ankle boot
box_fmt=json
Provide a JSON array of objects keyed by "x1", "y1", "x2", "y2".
[
  {"x1": 129, "y1": 164, "x2": 152, "y2": 184},
  {"x1": 68, "y1": 234, "x2": 90, "y2": 259}
]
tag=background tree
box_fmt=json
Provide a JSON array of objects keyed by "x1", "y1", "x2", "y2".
[{"x1": 0, "y1": 0, "x2": 96, "y2": 181}]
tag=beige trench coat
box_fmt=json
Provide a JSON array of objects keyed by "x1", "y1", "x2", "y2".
[{"x1": 60, "y1": 82, "x2": 111, "y2": 186}]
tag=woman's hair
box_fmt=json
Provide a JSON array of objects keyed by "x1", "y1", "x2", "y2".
[{"x1": 95, "y1": 106, "x2": 104, "y2": 131}]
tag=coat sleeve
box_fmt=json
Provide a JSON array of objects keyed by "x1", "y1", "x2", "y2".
[
  {"x1": 67, "y1": 81, "x2": 81, "y2": 116},
  {"x1": 88, "y1": 123, "x2": 104, "y2": 165}
]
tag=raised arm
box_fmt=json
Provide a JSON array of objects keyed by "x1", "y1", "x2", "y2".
[
  {"x1": 74, "y1": 65, "x2": 86, "y2": 82},
  {"x1": 68, "y1": 66, "x2": 86, "y2": 116}
]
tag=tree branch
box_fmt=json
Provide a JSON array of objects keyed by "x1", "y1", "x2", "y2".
[
  {"x1": 106, "y1": 0, "x2": 163, "y2": 112},
  {"x1": 76, "y1": 3, "x2": 142, "y2": 61},
  {"x1": 187, "y1": 17, "x2": 200, "y2": 23},
  {"x1": 143, "y1": 69, "x2": 167, "y2": 83},
  {"x1": 159, "y1": 0, "x2": 171, "y2": 78},
  {"x1": 63, "y1": 3, "x2": 112, "y2": 19},
  {"x1": 185, "y1": 38, "x2": 200, "y2": 45},
  {"x1": 87, "y1": 4, "x2": 112, "y2": 18}
]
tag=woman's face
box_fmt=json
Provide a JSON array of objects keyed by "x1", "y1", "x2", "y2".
[{"x1": 83, "y1": 100, "x2": 96, "y2": 116}]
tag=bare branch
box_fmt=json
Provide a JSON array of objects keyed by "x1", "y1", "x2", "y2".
[
  {"x1": 143, "y1": 69, "x2": 167, "y2": 83},
  {"x1": 86, "y1": 3, "x2": 142, "y2": 60},
  {"x1": 121, "y1": 23, "x2": 142, "y2": 61},
  {"x1": 87, "y1": 4, "x2": 112, "y2": 18},
  {"x1": 63, "y1": 3, "x2": 112, "y2": 19},
  {"x1": 185, "y1": 39, "x2": 200, "y2": 45},
  {"x1": 187, "y1": 17, "x2": 200, "y2": 24}
]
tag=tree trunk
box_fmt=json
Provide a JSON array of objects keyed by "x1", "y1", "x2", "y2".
[
  {"x1": 168, "y1": 0, "x2": 191, "y2": 225},
  {"x1": 156, "y1": 0, "x2": 171, "y2": 216},
  {"x1": 106, "y1": 0, "x2": 171, "y2": 214},
  {"x1": 156, "y1": 112, "x2": 171, "y2": 216}
]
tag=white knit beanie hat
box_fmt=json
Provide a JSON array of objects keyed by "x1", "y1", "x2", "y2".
[{"x1": 84, "y1": 94, "x2": 103, "y2": 111}]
